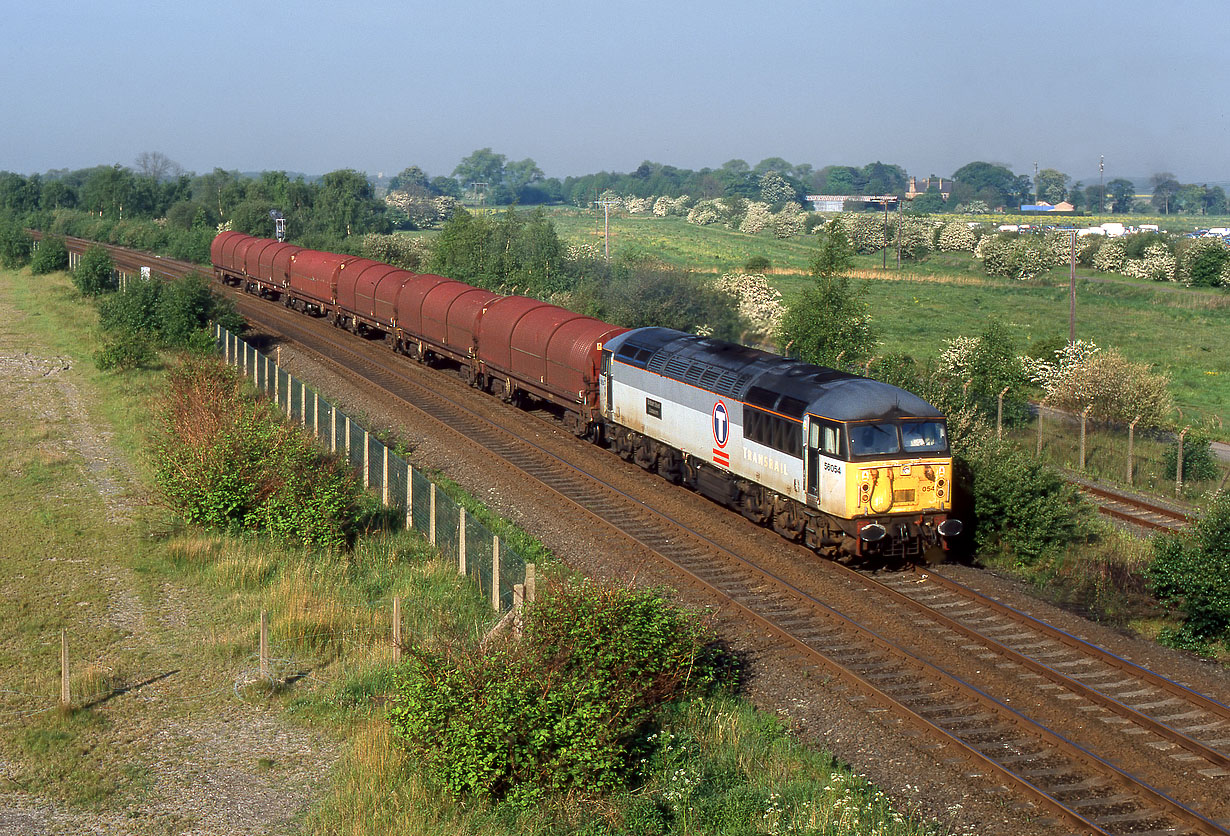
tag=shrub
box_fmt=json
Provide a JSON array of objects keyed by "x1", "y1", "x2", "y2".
[
  {"x1": 1149, "y1": 491, "x2": 1230, "y2": 650},
  {"x1": 1177, "y1": 238, "x2": 1230, "y2": 287},
  {"x1": 390, "y1": 579, "x2": 729, "y2": 806},
  {"x1": 738, "y1": 202, "x2": 772, "y2": 235},
  {"x1": 153, "y1": 358, "x2": 363, "y2": 548},
  {"x1": 0, "y1": 219, "x2": 32, "y2": 268},
  {"x1": 959, "y1": 431, "x2": 1093, "y2": 565},
  {"x1": 1029, "y1": 344, "x2": 1173, "y2": 429},
  {"x1": 1163, "y1": 429, "x2": 1220, "y2": 483},
  {"x1": 94, "y1": 331, "x2": 156, "y2": 371},
  {"x1": 73, "y1": 245, "x2": 117, "y2": 295},
  {"x1": 743, "y1": 255, "x2": 771, "y2": 272},
  {"x1": 936, "y1": 221, "x2": 976, "y2": 252},
  {"x1": 1122, "y1": 243, "x2": 1176, "y2": 282},
  {"x1": 30, "y1": 236, "x2": 69, "y2": 274}
]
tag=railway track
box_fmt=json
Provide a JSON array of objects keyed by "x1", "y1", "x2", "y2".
[
  {"x1": 1078, "y1": 482, "x2": 1193, "y2": 534},
  {"x1": 45, "y1": 236, "x2": 1230, "y2": 835}
]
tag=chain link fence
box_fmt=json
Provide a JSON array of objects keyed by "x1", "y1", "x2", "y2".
[{"x1": 214, "y1": 324, "x2": 528, "y2": 613}]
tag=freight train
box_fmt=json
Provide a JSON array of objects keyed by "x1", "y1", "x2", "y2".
[{"x1": 211, "y1": 232, "x2": 961, "y2": 564}]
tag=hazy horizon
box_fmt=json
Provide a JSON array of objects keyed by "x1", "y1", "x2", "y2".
[{"x1": 5, "y1": 1, "x2": 1227, "y2": 185}]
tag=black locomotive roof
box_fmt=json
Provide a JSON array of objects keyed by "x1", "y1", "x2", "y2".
[{"x1": 605, "y1": 327, "x2": 943, "y2": 422}]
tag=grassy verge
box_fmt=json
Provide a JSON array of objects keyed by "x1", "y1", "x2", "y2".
[{"x1": 0, "y1": 265, "x2": 947, "y2": 835}]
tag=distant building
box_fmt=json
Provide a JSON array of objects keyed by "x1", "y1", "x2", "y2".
[
  {"x1": 905, "y1": 176, "x2": 953, "y2": 200},
  {"x1": 1020, "y1": 201, "x2": 1075, "y2": 213},
  {"x1": 807, "y1": 194, "x2": 900, "y2": 212}
]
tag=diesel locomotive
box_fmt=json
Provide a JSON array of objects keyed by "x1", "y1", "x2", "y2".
[{"x1": 211, "y1": 231, "x2": 961, "y2": 563}]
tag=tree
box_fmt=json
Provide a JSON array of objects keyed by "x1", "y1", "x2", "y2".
[
  {"x1": 809, "y1": 223, "x2": 855, "y2": 279},
  {"x1": 1035, "y1": 168, "x2": 1069, "y2": 204},
  {"x1": 1108, "y1": 178, "x2": 1135, "y2": 213},
  {"x1": 951, "y1": 161, "x2": 1020, "y2": 209},
  {"x1": 133, "y1": 151, "x2": 183, "y2": 183},
  {"x1": 909, "y1": 187, "x2": 947, "y2": 214},
  {"x1": 388, "y1": 166, "x2": 432, "y2": 195},
  {"x1": 312, "y1": 169, "x2": 387, "y2": 238},
  {"x1": 1203, "y1": 186, "x2": 1227, "y2": 215},
  {"x1": 73, "y1": 245, "x2": 117, "y2": 295},
  {"x1": 452, "y1": 148, "x2": 507, "y2": 196},
  {"x1": 776, "y1": 225, "x2": 873, "y2": 368},
  {"x1": 1151, "y1": 172, "x2": 1180, "y2": 214},
  {"x1": 758, "y1": 171, "x2": 796, "y2": 207},
  {"x1": 0, "y1": 219, "x2": 32, "y2": 268},
  {"x1": 30, "y1": 236, "x2": 68, "y2": 274},
  {"x1": 1149, "y1": 492, "x2": 1230, "y2": 650}
]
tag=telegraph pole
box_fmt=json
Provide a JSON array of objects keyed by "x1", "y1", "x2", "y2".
[
  {"x1": 594, "y1": 197, "x2": 619, "y2": 262},
  {"x1": 1099, "y1": 155, "x2": 1105, "y2": 214}
]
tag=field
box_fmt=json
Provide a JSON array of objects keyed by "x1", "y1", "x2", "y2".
[{"x1": 546, "y1": 211, "x2": 1230, "y2": 430}]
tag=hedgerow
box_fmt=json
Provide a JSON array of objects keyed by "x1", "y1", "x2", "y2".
[
  {"x1": 389, "y1": 579, "x2": 733, "y2": 807},
  {"x1": 1149, "y1": 492, "x2": 1230, "y2": 651},
  {"x1": 154, "y1": 358, "x2": 364, "y2": 548}
]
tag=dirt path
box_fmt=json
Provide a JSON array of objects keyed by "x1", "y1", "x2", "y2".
[{"x1": 0, "y1": 276, "x2": 337, "y2": 835}]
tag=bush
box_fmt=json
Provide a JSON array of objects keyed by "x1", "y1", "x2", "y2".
[
  {"x1": 743, "y1": 255, "x2": 771, "y2": 272},
  {"x1": 1149, "y1": 492, "x2": 1230, "y2": 650},
  {"x1": 961, "y1": 434, "x2": 1093, "y2": 565},
  {"x1": 30, "y1": 236, "x2": 68, "y2": 274},
  {"x1": 390, "y1": 579, "x2": 730, "y2": 806},
  {"x1": 1030, "y1": 345, "x2": 1173, "y2": 429},
  {"x1": 97, "y1": 272, "x2": 243, "y2": 360},
  {"x1": 0, "y1": 219, "x2": 32, "y2": 268},
  {"x1": 1163, "y1": 429, "x2": 1220, "y2": 483},
  {"x1": 73, "y1": 245, "x2": 117, "y2": 295},
  {"x1": 153, "y1": 358, "x2": 364, "y2": 548},
  {"x1": 94, "y1": 331, "x2": 157, "y2": 371}
]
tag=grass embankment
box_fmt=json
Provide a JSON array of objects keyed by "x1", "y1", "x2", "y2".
[
  {"x1": 545, "y1": 210, "x2": 1229, "y2": 429},
  {"x1": 0, "y1": 266, "x2": 943, "y2": 835}
]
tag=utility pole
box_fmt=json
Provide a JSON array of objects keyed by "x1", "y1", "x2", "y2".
[
  {"x1": 1068, "y1": 230, "x2": 1077, "y2": 344},
  {"x1": 1034, "y1": 161, "x2": 1039, "y2": 204},
  {"x1": 882, "y1": 199, "x2": 888, "y2": 270},
  {"x1": 896, "y1": 198, "x2": 902, "y2": 269},
  {"x1": 1099, "y1": 155, "x2": 1105, "y2": 215},
  {"x1": 594, "y1": 197, "x2": 619, "y2": 262}
]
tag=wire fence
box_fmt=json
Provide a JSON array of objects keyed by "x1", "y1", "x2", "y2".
[{"x1": 213, "y1": 323, "x2": 529, "y2": 613}]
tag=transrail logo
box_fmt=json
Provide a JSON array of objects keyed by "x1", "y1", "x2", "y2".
[{"x1": 712, "y1": 400, "x2": 729, "y2": 447}]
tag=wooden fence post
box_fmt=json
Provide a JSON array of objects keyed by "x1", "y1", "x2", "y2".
[
  {"x1": 1079, "y1": 405, "x2": 1092, "y2": 471},
  {"x1": 259, "y1": 610, "x2": 270, "y2": 682},
  {"x1": 996, "y1": 387, "x2": 1009, "y2": 440},
  {"x1": 344, "y1": 415, "x2": 351, "y2": 456},
  {"x1": 406, "y1": 463, "x2": 414, "y2": 530},
  {"x1": 313, "y1": 392, "x2": 320, "y2": 436},
  {"x1": 300, "y1": 384, "x2": 307, "y2": 427},
  {"x1": 525, "y1": 563, "x2": 536, "y2": 605},
  {"x1": 1176, "y1": 427, "x2": 1188, "y2": 497},
  {"x1": 59, "y1": 629, "x2": 70, "y2": 710},
  {"x1": 363, "y1": 430, "x2": 370, "y2": 487},
  {"x1": 382, "y1": 445, "x2": 389, "y2": 506},
  {"x1": 492, "y1": 536, "x2": 501, "y2": 612},
  {"x1": 1127, "y1": 416, "x2": 1140, "y2": 486},
  {"x1": 513, "y1": 584, "x2": 525, "y2": 636},
  {"x1": 458, "y1": 509, "x2": 467, "y2": 575},
  {"x1": 392, "y1": 597, "x2": 402, "y2": 663},
  {"x1": 429, "y1": 484, "x2": 437, "y2": 545}
]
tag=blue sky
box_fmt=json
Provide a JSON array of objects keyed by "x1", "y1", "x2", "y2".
[{"x1": 4, "y1": 0, "x2": 1227, "y2": 184}]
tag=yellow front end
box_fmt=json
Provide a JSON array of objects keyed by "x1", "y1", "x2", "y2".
[{"x1": 845, "y1": 458, "x2": 953, "y2": 519}]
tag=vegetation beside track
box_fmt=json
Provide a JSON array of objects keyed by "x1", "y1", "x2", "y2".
[{"x1": 0, "y1": 264, "x2": 945, "y2": 835}]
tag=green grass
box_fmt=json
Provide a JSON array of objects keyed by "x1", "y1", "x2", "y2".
[{"x1": 543, "y1": 210, "x2": 1230, "y2": 429}]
